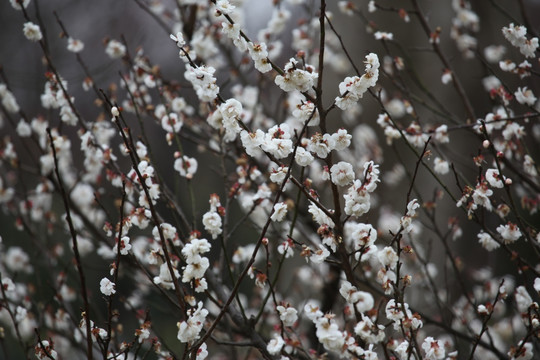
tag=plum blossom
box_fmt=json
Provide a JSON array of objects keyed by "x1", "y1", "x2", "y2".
[
  {"x1": 184, "y1": 65, "x2": 219, "y2": 102},
  {"x1": 262, "y1": 124, "x2": 293, "y2": 159},
  {"x1": 267, "y1": 334, "x2": 285, "y2": 355},
  {"x1": 10, "y1": 0, "x2": 30, "y2": 10},
  {"x1": 502, "y1": 23, "x2": 539, "y2": 58},
  {"x1": 307, "y1": 132, "x2": 335, "y2": 158},
  {"x1": 330, "y1": 161, "x2": 354, "y2": 187},
  {"x1": 154, "y1": 263, "x2": 180, "y2": 289},
  {"x1": 477, "y1": 231, "x2": 500, "y2": 251},
  {"x1": 161, "y1": 113, "x2": 183, "y2": 133},
  {"x1": 485, "y1": 169, "x2": 504, "y2": 188},
  {"x1": 310, "y1": 244, "x2": 330, "y2": 264},
  {"x1": 271, "y1": 202, "x2": 288, "y2": 222},
  {"x1": 354, "y1": 314, "x2": 385, "y2": 343},
  {"x1": 314, "y1": 315, "x2": 346, "y2": 353},
  {"x1": 434, "y1": 157, "x2": 450, "y2": 175},
  {"x1": 276, "y1": 304, "x2": 298, "y2": 327},
  {"x1": 177, "y1": 302, "x2": 208, "y2": 343},
  {"x1": 105, "y1": 39, "x2": 126, "y2": 59},
  {"x1": 472, "y1": 182, "x2": 494, "y2": 214},
  {"x1": 174, "y1": 155, "x2": 198, "y2": 179},
  {"x1": 400, "y1": 199, "x2": 420, "y2": 233},
  {"x1": 294, "y1": 147, "x2": 314, "y2": 166},
  {"x1": 514, "y1": 87, "x2": 537, "y2": 106},
  {"x1": 496, "y1": 222, "x2": 522, "y2": 244},
  {"x1": 202, "y1": 211, "x2": 222, "y2": 239},
  {"x1": 292, "y1": 101, "x2": 319, "y2": 126},
  {"x1": 67, "y1": 38, "x2": 84, "y2": 53},
  {"x1": 23, "y1": 22, "x2": 42, "y2": 42},
  {"x1": 214, "y1": 0, "x2": 235, "y2": 15},
  {"x1": 275, "y1": 58, "x2": 318, "y2": 92},
  {"x1": 335, "y1": 53, "x2": 379, "y2": 110},
  {"x1": 100, "y1": 278, "x2": 116, "y2": 296},
  {"x1": 308, "y1": 202, "x2": 335, "y2": 228},
  {"x1": 422, "y1": 337, "x2": 445, "y2": 360},
  {"x1": 377, "y1": 246, "x2": 399, "y2": 269},
  {"x1": 182, "y1": 255, "x2": 210, "y2": 283}
]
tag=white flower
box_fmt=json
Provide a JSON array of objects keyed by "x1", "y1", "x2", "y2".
[
  {"x1": 335, "y1": 53, "x2": 379, "y2": 110},
  {"x1": 472, "y1": 181, "x2": 493, "y2": 211},
  {"x1": 100, "y1": 278, "x2": 116, "y2": 296},
  {"x1": 344, "y1": 180, "x2": 371, "y2": 217},
  {"x1": 16, "y1": 120, "x2": 31, "y2": 137},
  {"x1": 433, "y1": 157, "x2": 449, "y2": 175},
  {"x1": 304, "y1": 302, "x2": 323, "y2": 320},
  {"x1": 10, "y1": 0, "x2": 30, "y2": 10},
  {"x1": 400, "y1": 199, "x2": 420, "y2": 233},
  {"x1": 177, "y1": 302, "x2": 208, "y2": 343},
  {"x1": 262, "y1": 124, "x2": 293, "y2": 159},
  {"x1": 515, "y1": 87, "x2": 537, "y2": 106},
  {"x1": 247, "y1": 42, "x2": 268, "y2": 61},
  {"x1": 105, "y1": 40, "x2": 126, "y2": 59},
  {"x1": 184, "y1": 64, "x2": 219, "y2": 102},
  {"x1": 332, "y1": 128, "x2": 352, "y2": 151},
  {"x1": 534, "y1": 278, "x2": 540, "y2": 293},
  {"x1": 174, "y1": 155, "x2": 198, "y2": 178},
  {"x1": 202, "y1": 211, "x2": 222, "y2": 239},
  {"x1": 314, "y1": 316, "x2": 346, "y2": 352},
  {"x1": 349, "y1": 222, "x2": 377, "y2": 252},
  {"x1": 154, "y1": 263, "x2": 180, "y2": 289},
  {"x1": 23, "y1": 22, "x2": 42, "y2": 42},
  {"x1": 377, "y1": 246, "x2": 399, "y2": 269},
  {"x1": 484, "y1": 45, "x2": 506, "y2": 63},
  {"x1": 269, "y1": 165, "x2": 289, "y2": 185},
  {"x1": 170, "y1": 32, "x2": 186, "y2": 48},
  {"x1": 182, "y1": 238, "x2": 211, "y2": 263},
  {"x1": 277, "y1": 240, "x2": 294, "y2": 258},
  {"x1": 519, "y1": 37, "x2": 539, "y2": 58},
  {"x1": 354, "y1": 291, "x2": 375, "y2": 313},
  {"x1": 271, "y1": 202, "x2": 288, "y2": 222},
  {"x1": 274, "y1": 58, "x2": 318, "y2": 93},
  {"x1": 240, "y1": 129, "x2": 264, "y2": 157},
  {"x1": 508, "y1": 342, "x2": 533, "y2": 360},
  {"x1": 0, "y1": 84, "x2": 20, "y2": 113},
  {"x1": 292, "y1": 101, "x2": 319, "y2": 126},
  {"x1": 161, "y1": 113, "x2": 183, "y2": 133},
  {"x1": 485, "y1": 168, "x2": 504, "y2": 188},
  {"x1": 310, "y1": 244, "x2": 330, "y2": 264},
  {"x1": 113, "y1": 236, "x2": 132, "y2": 255},
  {"x1": 307, "y1": 132, "x2": 335, "y2": 159},
  {"x1": 477, "y1": 231, "x2": 500, "y2": 251},
  {"x1": 496, "y1": 222, "x2": 521, "y2": 244},
  {"x1": 5, "y1": 247, "x2": 32, "y2": 273},
  {"x1": 277, "y1": 305, "x2": 298, "y2": 327},
  {"x1": 515, "y1": 286, "x2": 533, "y2": 313},
  {"x1": 308, "y1": 202, "x2": 335, "y2": 228},
  {"x1": 421, "y1": 337, "x2": 445, "y2": 360},
  {"x1": 67, "y1": 38, "x2": 84, "y2": 53},
  {"x1": 502, "y1": 23, "x2": 527, "y2": 47},
  {"x1": 35, "y1": 339, "x2": 58, "y2": 360},
  {"x1": 267, "y1": 334, "x2": 285, "y2": 355},
  {"x1": 182, "y1": 254, "x2": 210, "y2": 282},
  {"x1": 214, "y1": 0, "x2": 235, "y2": 15},
  {"x1": 294, "y1": 147, "x2": 314, "y2": 167},
  {"x1": 374, "y1": 31, "x2": 393, "y2": 41},
  {"x1": 330, "y1": 161, "x2": 354, "y2": 187}
]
